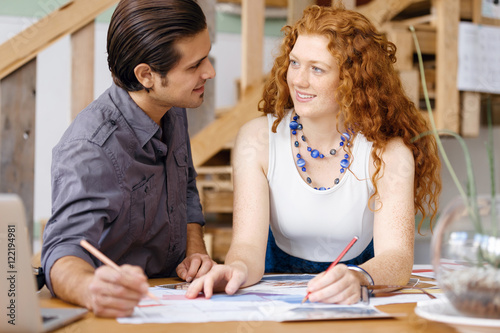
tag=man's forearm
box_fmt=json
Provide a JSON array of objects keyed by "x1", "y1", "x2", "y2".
[
  {"x1": 186, "y1": 223, "x2": 208, "y2": 256},
  {"x1": 50, "y1": 256, "x2": 95, "y2": 308}
]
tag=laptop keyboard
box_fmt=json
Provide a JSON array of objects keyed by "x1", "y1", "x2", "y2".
[{"x1": 42, "y1": 315, "x2": 58, "y2": 323}]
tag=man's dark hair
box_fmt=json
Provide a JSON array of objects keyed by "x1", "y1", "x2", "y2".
[{"x1": 107, "y1": 0, "x2": 207, "y2": 91}]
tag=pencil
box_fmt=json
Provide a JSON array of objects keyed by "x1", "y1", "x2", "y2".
[
  {"x1": 301, "y1": 235, "x2": 359, "y2": 304},
  {"x1": 80, "y1": 239, "x2": 161, "y2": 303}
]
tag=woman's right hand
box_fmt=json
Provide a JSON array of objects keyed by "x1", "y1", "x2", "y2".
[{"x1": 185, "y1": 262, "x2": 248, "y2": 299}]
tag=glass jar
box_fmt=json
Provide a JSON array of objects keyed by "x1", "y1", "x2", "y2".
[{"x1": 432, "y1": 195, "x2": 500, "y2": 319}]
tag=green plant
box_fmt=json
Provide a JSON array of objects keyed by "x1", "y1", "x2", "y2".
[{"x1": 409, "y1": 26, "x2": 498, "y2": 265}]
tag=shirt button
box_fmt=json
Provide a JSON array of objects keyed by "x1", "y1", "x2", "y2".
[
  {"x1": 109, "y1": 119, "x2": 116, "y2": 126},
  {"x1": 169, "y1": 206, "x2": 174, "y2": 213}
]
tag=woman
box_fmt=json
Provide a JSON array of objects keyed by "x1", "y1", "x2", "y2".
[{"x1": 186, "y1": 4, "x2": 441, "y2": 304}]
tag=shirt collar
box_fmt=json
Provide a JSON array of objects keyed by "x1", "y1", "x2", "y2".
[{"x1": 109, "y1": 83, "x2": 163, "y2": 148}]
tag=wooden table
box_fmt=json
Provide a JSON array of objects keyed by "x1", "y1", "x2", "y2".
[{"x1": 39, "y1": 277, "x2": 457, "y2": 333}]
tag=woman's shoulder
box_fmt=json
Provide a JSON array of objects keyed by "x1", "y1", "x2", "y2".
[
  {"x1": 369, "y1": 137, "x2": 414, "y2": 178},
  {"x1": 240, "y1": 114, "x2": 269, "y2": 132},
  {"x1": 383, "y1": 137, "x2": 412, "y2": 159},
  {"x1": 235, "y1": 115, "x2": 269, "y2": 143},
  {"x1": 233, "y1": 115, "x2": 270, "y2": 173},
  {"x1": 370, "y1": 137, "x2": 415, "y2": 177}
]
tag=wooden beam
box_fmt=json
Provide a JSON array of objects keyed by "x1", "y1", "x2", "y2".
[
  {"x1": 203, "y1": 189, "x2": 234, "y2": 214},
  {"x1": 356, "y1": 0, "x2": 421, "y2": 29},
  {"x1": 387, "y1": 26, "x2": 414, "y2": 71},
  {"x1": 191, "y1": 84, "x2": 263, "y2": 167},
  {"x1": 460, "y1": 0, "x2": 473, "y2": 20},
  {"x1": 461, "y1": 91, "x2": 481, "y2": 137},
  {"x1": 399, "y1": 69, "x2": 420, "y2": 108},
  {"x1": 0, "y1": 0, "x2": 118, "y2": 80},
  {"x1": 288, "y1": 0, "x2": 314, "y2": 25},
  {"x1": 459, "y1": 0, "x2": 482, "y2": 138},
  {"x1": 472, "y1": 0, "x2": 482, "y2": 24},
  {"x1": 0, "y1": 59, "x2": 36, "y2": 240},
  {"x1": 71, "y1": 21, "x2": 95, "y2": 120},
  {"x1": 434, "y1": 0, "x2": 460, "y2": 132},
  {"x1": 473, "y1": 0, "x2": 500, "y2": 26},
  {"x1": 241, "y1": 0, "x2": 265, "y2": 93},
  {"x1": 187, "y1": 0, "x2": 217, "y2": 136},
  {"x1": 205, "y1": 226, "x2": 233, "y2": 263},
  {"x1": 219, "y1": 0, "x2": 287, "y2": 6},
  {"x1": 385, "y1": 14, "x2": 435, "y2": 30},
  {"x1": 342, "y1": 0, "x2": 357, "y2": 10},
  {"x1": 414, "y1": 29, "x2": 436, "y2": 54},
  {"x1": 197, "y1": 166, "x2": 233, "y2": 175}
]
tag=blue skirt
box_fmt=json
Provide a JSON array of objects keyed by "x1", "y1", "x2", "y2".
[{"x1": 265, "y1": 228, "x2": 374, "y2": 273}]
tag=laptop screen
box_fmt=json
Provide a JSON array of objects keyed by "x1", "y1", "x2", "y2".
[{"x1": 0, "y1": 193, "x2": 87, "y2": 333}]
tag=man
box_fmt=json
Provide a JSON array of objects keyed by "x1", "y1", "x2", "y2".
[{"x1": 41, "y1": 0, "x2": 216, "y2": 318}]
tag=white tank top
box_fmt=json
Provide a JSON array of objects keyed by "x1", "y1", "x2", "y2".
[{"x1": 267, "y1": 110, "x2": 374, "y2": 262}]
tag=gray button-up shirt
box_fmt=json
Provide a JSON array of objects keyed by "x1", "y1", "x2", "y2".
[{"x1": 41, "y1": 83, "x2": 204, "y2": 294}]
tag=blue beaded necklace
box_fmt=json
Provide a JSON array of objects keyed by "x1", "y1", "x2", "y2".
[{"x1": 290, "y1": 114, "x2": 351, "y2": 190}]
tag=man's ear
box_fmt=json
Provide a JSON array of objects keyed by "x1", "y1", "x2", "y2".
[{"x1": 134, "y1": 63, "x2": 154, "y2": 89}]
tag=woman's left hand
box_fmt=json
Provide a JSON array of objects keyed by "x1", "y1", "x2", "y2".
[{"x1": 305, "y1": 264, "x2": 361, "y2": 304}]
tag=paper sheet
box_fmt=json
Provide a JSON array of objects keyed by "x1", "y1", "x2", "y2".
[
  {"x1": 412, "y1": 264, "x2": 436, "y2": 279},
  {"x1": 117, "y1": 274, "x2": 441, "y2": 324},
  {"x1": 482, "y1": 0, "x2": 500, "y2": 20},
  {"x1": 457, "y1": 22, "x2": 500, "y2": 94}
]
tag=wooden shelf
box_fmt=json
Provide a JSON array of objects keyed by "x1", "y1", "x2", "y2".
[{"x1": 360, "y1": 0, "x2": 495, "y2": 137}]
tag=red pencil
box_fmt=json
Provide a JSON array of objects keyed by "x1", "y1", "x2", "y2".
[{"x1": 301, "y1": 236, "x2": 359, "y2": 304}]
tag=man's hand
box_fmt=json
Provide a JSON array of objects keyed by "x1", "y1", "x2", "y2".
[
  {"x1": 176, "y1": 253, "x2": 215, "y2": 282},
  {"x1": 50, "y1": 256, "x2": 149, "y2": 318},
  {"x1": 178, "y1": 223, "x2": 216, "y2": 282},
  {"x1": 87, "y1": 264, "x2": 149, "y2": 317}
]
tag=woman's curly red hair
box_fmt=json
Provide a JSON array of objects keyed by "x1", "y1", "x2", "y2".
[{"x1": 259, "y1": 5, "x2": 441, "y2": 231}]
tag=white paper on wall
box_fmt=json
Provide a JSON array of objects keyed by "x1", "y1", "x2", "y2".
[
  {"x1": 457, "y1": 22, "x2": 500, "y2": 94},
  {"x1": 482, "y1": 0, "x2": 500, "y2": 20}
]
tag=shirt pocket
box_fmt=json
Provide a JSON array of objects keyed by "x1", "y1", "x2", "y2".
[
  {"x1": 173, "y1": 146, "x2": 188, "y2": 189},
  {"x1": 129, "y1": 174, "x2": 157, "y2": 241}
]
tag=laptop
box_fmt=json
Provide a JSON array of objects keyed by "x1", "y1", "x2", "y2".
[{"x1": 0, "y1": 193, "x2": 88, "y2": 332}]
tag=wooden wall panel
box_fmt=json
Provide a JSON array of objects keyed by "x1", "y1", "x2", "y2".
[
  {"x1": 461, "y1": 92, "x2": 481, "y2": 137},
  {"x1": 357, "y1": 0, "x2": 421, "y2": 29},
  {"x1": 288, "y1": 0, "x2": 315, "y2": 25},
  {"x1": 71, "y1": 22, "x2": 95, "y2": 120},
  {"x1": 473, "y1": 0, "x2": 500, "y2": 26},
  {"x1": 219, "y1": 0, "x2": 287, "y2": 7},
  {"x1": 187, "y1": 0, "x2": 217, "y2": 136},
  {"x1": 0, "y1": 59, "x2": 36, "y2": 240},
  {"x1": 434, "y1": 0, "x2": 460, "y2": 132},
  {"x1": 241, "y1": 0, "x2": 265, "y2": 93}
]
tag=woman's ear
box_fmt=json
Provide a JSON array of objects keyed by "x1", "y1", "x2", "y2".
[{"x1": 134, "y1": 63, "x2": 154, "y2": 89}]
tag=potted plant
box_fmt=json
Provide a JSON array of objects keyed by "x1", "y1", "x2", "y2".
[{"x1": 410, "y1": 26, "x2": 499, "y2": 319}]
